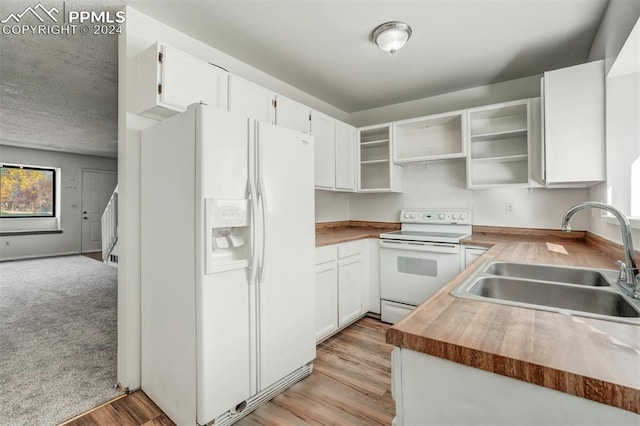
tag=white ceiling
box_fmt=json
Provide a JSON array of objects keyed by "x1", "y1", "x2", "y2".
[
  {"x1": 0, "y1": 0, "x2": 609, "y2": 158},
  {"x1": 128, "y1": 0, "x2": 609, "y2": 112}
]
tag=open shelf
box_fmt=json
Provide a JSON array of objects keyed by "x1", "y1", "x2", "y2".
[
  {"x1": 361, "y1": 159, "x2": 389, "y2": 165},
  {"x1": 393, "y1": 111, "x2": 465, "y2": 163},
  {"x1": 471, "y1": 154, "x2": 528, "y2": 164},
  {"x1": 358, "y1": 124, "x2": 402, "y2": 192},
  {"x1": 467, "y1": 100, "x2": 531, "y2": 188},
  {"x1": 470, "y1": 128, "x2": 528, "y2": 142},
  {"x1": 360, "y1": 139, "x2": 389, "y2": 147}
]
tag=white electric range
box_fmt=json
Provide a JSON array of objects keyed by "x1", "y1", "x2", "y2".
[{"x1": 379, "y1": 208, "x2": 472, "y2": 324}]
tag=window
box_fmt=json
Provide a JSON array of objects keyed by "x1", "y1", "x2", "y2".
[{"x1": 0, "y1": 165, "x2": 56, "y2": 218}]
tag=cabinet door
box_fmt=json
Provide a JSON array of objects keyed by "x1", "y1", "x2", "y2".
[
  {"x1": 276, "y1": 95, "x2": 311, "y2": 134},
  {"x1": 464, "y1": 247, "x2": 487, "y2": 269},
  {"x1": 335, "y1": 121, "x2": 357, "y2": 191},
  {"x1": 338, "y1": 255, "x2": 364, "y2": 327},
  {"x1": 543, "y1": 60, "x2": 604, "y2": 185},
  {"x1": 228, "y1": 75, "x2": 275, "y2": 124},
  {"x1": 311, "y1": 110, "x2": 336, "y2": 189},
  {"x1": 368, "y1": 238, "x2": 380, "y2": 314},
  {"x1": 162, "y1": 45, "x2": 228, "y2": 111},
  {"x1": 315, "y1": 262, "x2": 338, "y2": 343}
]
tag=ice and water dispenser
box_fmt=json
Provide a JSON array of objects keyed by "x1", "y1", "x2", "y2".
[{"x1": 204, "y1": 199, "x2": 250, "y2": 274}]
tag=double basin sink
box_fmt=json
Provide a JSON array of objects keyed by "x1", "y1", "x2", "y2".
[{"x1": 452, "y1": 261, "x2": 640, "y2": 324}]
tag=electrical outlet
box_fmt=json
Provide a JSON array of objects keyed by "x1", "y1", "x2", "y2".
[{"x1": 506, "y1": 202, "x2": 515, "y2": 215}]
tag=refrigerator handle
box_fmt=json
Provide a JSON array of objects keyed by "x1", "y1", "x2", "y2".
[
  {"x1": 248, "y1": 179, "x2": 259, "y2": 286},
  {"x1": 257, "y1": 177, "x2": 267, "y2": 284}
]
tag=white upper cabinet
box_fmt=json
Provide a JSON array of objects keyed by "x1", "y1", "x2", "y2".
[
  {"x1": 311, "y1": 110, "x2": 358, "y2": 192},
  {"x1": 539, "y1": 60, "x2": 605, "y2": 187},
  {"x1": 275, "y1": 95, "x2": 311, "y2": 134},
  {"x1": 466, "y1": 99, "x2": 533, "y2": 188},
  {"x1": 393, "y1": 111, "x2": 466, "y2": 163},
  {"x1": 228, "y1": 75, "x2": 276, "y2": 124},
  {"x1": 311, "y1": 110, "x2": 336, "y2": 190},
  {"x1": 136, "y1": 42, "x2": 228, "y2": 118},
  {"x1": 335, "y1": 121, "x2": 357, "y2": 191},
  {"x1": 358, "y1": 124, "x2": 403, "y2": 192}
]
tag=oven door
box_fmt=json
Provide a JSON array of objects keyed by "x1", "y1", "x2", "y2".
[{"x1": 380, "y1": 239, "x2": 461, "y2": 306}]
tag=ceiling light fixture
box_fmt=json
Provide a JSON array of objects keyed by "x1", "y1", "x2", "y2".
[{"x1": 372, "y1": 21, "x2": 412, "y2": 54}]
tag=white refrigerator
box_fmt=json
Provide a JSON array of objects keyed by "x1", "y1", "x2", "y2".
[{"x1": 140, "y1": 103, "x2": 316, "y2": 426}]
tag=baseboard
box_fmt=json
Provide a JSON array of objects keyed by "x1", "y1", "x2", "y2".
[{"x1": 0, "y1": 251, "x2": 79, "y2": 262}]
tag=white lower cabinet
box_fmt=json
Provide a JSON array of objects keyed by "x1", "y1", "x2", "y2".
[
  {"x1": 338, "y1": 255, "x2": 364, "y2": 326},
  {"x1": 314, "y1": 261, "x2": 338, "y2": 342},
  {"x1": 392, "y1": 348, "x2": 638, "y2": 425},
  {"x1": 315, "y1": 240, "x2": 367, "y2": 343},
  {"x1": 463, "y1": 246, "x2": 488, "y2": 269},
  {"x1": 368, "y1": 238, "x2": 381, "y2": 314}
]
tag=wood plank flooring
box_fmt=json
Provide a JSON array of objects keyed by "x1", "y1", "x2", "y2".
[{"x1": 66, "y1": 318, "x2": 394, "y2": 425}]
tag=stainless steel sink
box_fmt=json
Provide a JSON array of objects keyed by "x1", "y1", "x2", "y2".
[
  {"x1": 484, "y1": 262, "x2": 614, "y2": 287},
  {"x1": 452, "y1": 261, "x2": 640, "y2": 324},
  {"x1": 469, "y1": 277, "x2": 640, "y2": 318}
]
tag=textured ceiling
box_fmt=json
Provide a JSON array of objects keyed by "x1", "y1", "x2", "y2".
[
  {"x1": 0, "y1": 0, "x2": 610, "y2": 158},
  {"x1": 0, "y1": 0, "x2": 121, "y2": 158}
]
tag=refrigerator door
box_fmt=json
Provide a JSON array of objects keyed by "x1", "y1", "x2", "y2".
[
  {"x1": 256, "y1": 121, "x2": 316, "y2": 391},
  {"x1": 196, "y1": 106, "x2": 254, "y2": 423}
]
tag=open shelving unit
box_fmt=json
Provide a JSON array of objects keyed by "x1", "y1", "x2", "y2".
[
  {"x1": 466, "y1": 100, "x2": 531, "y2": 188},
  {"x1": 358, "y1": 124, "x2": 402, "y2": 192},
  {"x1": 392, "y1": 111, "x2": 466, "y2": 163}
]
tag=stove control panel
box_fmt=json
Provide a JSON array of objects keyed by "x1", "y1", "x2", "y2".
[{"x1": 400, "y1": 209, "x2": 472, "y2": 225}]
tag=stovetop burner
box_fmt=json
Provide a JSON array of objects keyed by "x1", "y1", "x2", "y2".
[{"x1": 379, "y1": 209, "x2": 472, "y2": 244}]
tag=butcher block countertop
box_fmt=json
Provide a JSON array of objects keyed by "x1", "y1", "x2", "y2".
[
  {"x1": 315, "y1": 221, "x2": 400, "y2": 247},
  {"x1": 387, "y1": 226, "x2": 640, "y2": 414}
]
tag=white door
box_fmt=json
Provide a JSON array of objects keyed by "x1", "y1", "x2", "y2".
[
  {"x1": 256, "y1": 122, "x2": 315, "y2": 391},
  {"x1": 335, "y1": 121, "x2": 356, "y2": 191},
  {"x1": 311, "y1": 110, "x2": 335, "y2": 189},
  {"x1": 338, "y1": 255, "x2": 364, "y2": 327},
  {"x1": 315, "y1": 262, "x2": 338, "y2": 343},
  {"x1": 229, "y1": 75, "x2": 275, "y2": 124},
  {"x1": 81, "y1": 170, "x2": 117, "y2": 253},
  {"x1": 275, "y1": 95, "x2": 311, "y2": 134},
  {"x1": 161, "y1": 44, "x2": 228, "y2": 111}
]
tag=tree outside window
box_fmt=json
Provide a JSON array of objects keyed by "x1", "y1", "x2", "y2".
[{"x1": 0, "y1": 165, "x2": 55, "y2": 218}]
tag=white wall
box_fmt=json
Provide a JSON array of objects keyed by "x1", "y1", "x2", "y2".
[
  {"x1": 315, "y1": 190, "x2": 350, "y2": 223},
  {"x1": 587, "y1": 1, "x2": 640, "y2": 245},
  {"x1": 0, "y1": 144, "x2": 117, "y2": 260},
  {"x1": 348, "y1": 160, "x2": 589, "y2": 229},
  {"x1": 587, "y1": 0, "x2": 640, "y2": 72},
  {"x1": 349, "y1": 75, "x2": 541, "y2": 127}
]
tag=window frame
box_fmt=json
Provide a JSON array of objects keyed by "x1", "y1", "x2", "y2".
[{"x1": 0, "y1": 164, "x2": 57, "y2": 219}]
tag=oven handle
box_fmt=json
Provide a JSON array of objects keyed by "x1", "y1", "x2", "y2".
[{"x1": 379, "y1": 239, "x2": 459, "y2": 254}]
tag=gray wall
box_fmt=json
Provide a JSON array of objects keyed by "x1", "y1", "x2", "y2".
[
  {"x1": 0, "y1": 144, "x2": 117, "y2": 260},
  {"x1": 587, "y1": 1, "x2": 640, "y2": 245}
]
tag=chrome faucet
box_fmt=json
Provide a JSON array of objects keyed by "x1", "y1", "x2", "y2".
[{"x1": 561, "y1": 201, "x2": 640, "y2": 299}]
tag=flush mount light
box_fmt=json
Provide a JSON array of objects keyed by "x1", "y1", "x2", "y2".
[{"x1": 372, "y1": 21, "x2": 412, "y2": 54}]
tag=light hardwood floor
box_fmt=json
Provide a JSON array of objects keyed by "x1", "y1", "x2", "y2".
[{"x1": 66, "y1": 318, "x2": 394, "y2": 425}]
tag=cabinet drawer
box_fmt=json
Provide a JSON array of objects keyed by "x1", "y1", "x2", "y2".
[
  {"x1": 316, "y1": 245, "x2": 338, "y2": 264},
  {"x1": 338, "y1": 240, "x2": 365, "y2": 259}
]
